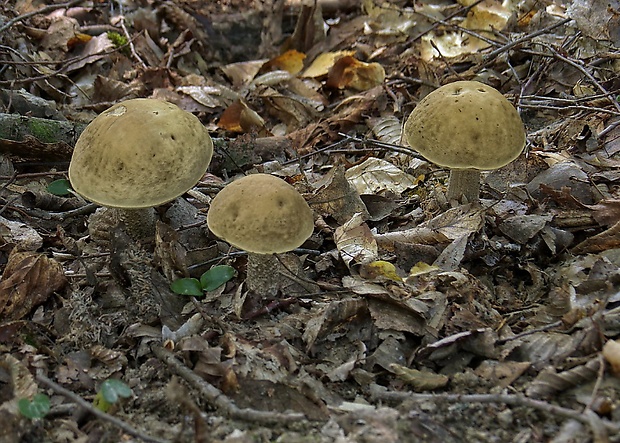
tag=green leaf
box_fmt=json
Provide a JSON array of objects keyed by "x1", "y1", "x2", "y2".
[
  {"x1": 46, "y1": 179, "x2": 72, "y2": 196},
  {"x1": 18, "y1": 393, "x2": 50, "y2": 419},
  {"x1": 170, "y1": 278, "x2": 204, "y2": 296},
  {"x1": 99, "y1": 379, "x2": 132, "y2": 404},
  {"x1": 200, "y1": 265, "x2": 235, "y2": 291}
]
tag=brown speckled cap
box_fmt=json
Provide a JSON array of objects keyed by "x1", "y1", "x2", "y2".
[
  {"x1": 69, "y1": 98, "x2": 213, "y2": 208},
  {"x1": 404, "y1": 81, "x2": 526, "y2": 170},
  {"x1": 207, "y1": 174, "x2": 314, "y2": 254}
]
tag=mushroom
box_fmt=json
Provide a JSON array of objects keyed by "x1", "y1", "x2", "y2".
[
  {"x1": 206, "y1": 173, "x2": 314, "y2": 296},
  {"x1": 403, "y1": 81, "x2": 526, "y2": 202},
  {"x1": 69, "y1": 98, "x2": 213, "y2": 240}
]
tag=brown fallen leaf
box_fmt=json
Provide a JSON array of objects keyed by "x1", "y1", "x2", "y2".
[
  {"x1": 260, "y1": 49, "x2": 306, "y2": 75},
  {"x1": 326, "y1": 56, "x2": 385, "y2": 91},
  {"x1": 571, "y1": 220, "x2": 620, "y2": 254},
  {"x1": 0, "y1": 250, "x2": 67, "y2": 321},
  {"x1": 389, "y1": 364, "x2": 449, "y2": 391}
]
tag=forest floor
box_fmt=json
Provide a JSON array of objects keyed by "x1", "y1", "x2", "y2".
[{"x1": 1, "y1": 0, "x2": 620, "y2": 442}]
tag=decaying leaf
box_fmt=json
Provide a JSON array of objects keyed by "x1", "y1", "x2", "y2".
[
  {"x1": 310, "y1": 166, "x2": 370, "y2": 224},
  {"x1": 572, "y1": 220, "x2": 620, "y2": 254},
  {"x1": 359, "y1": 260, "x2": 402, "y2": 282},
  {"x1": 586, "y1": 199, "x2": 620, "y2": 227},
  {"x1": 0, "y1": 250, "x2": 67, "y2": 321},
  {"x1": 375, "y1": 204, "x2": 484, "y2": 247},
  {"x1": 474, "y1": 360, "x2": 531, "y2": 388},
  {"x1": 326, "y1": 56, "x2": 385, "y2": 91},
  {"x1": 345, "y1": 157, "x2": 419, "y2": 195},
  {"x1": 499, "y1": 214, "x2": 553, "y2": 244},
  {"x1": 153, "y1": 221, "x2": 189, "y2": 282},
  {"x1": 334, "y1": 213, "x2": 378, "y2": 268},
  {"x1": 260, "y1": 49, "x2": 306, "y2": 75},
  {"x1": 303, "y1": 298, "x2": 369, "y2": 350},
  {"x1": 526, "y1": 358, "x2": 601, "y2": 399},
  {"x1": 302, "y1": 50, "x2": 356, "y2": 78},
  {"x1": 0, "y1": 216, "x2": 43, "y2": 251},
  {"x1": 218, "y1": 99, "x2": 267, "y2": 134},
  {"x1": 391, "y1": 364, "x2": 449, "y2": 391},
  {"x1": 0, "y1": 354, "x2": 38, "y2": 415}
]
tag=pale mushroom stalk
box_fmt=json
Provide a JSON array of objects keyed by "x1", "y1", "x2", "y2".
[
  {"x1": 446, "y1": 169, "x2": 480, "y2": 203},
  {"x1": 207, "y1": 174, "x2": 315, "y2": 297}
]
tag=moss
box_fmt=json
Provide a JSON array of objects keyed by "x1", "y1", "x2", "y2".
[
  {"x1": 107, "y1": 32, "x2": 130, "y2": 55},
  {"x1": 26, "y1": 117, "x2": 61, "y2": 143}
]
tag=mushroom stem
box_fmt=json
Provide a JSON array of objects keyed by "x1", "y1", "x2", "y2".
[
  {"x1": 246, "y1": 252, "x2": 317, "y2": 296},
  {"x1": 116, "y1": 208, "x2": 157, "y2": 240},
  {"x1": 246, "y1": 253, "x2": 280, "y2": 296},
  {"x1": 446, "y1": 169, "x2": 480, "y2": 203}
]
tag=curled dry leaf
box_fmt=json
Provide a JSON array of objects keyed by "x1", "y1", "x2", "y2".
[
  {"x1": 571, "y1": 220, "x2": 620, "y2": 254},
  {"x1": 0, "y1": 215, "x2": 43, "y2": 251},
  {"x1": 345, "y1": 157, "x2": 419, "y2": 196},
  {"x1": 0, "y1": 354, "x2": 38, "y2": 415},
  {"x1": 217, "y1": 99, "x2": 267, "y2": 134},
  {"x1": 310, "y1": 166, "x2": 370, "y2": 224},
  {"x1": 302, "y1": 50, "x2": 356, "y2": 78},
  {"x1": 525, "y1": 358, "x2": 601, "y2": 399},
  {"x1": 260, "y1": 49, "x2": 306, "y2": 75},
  {"x1": 390, "y1": 364, "x2": 449, "y2": 391},
  {"x1": 334, "y1": 213, "x2": 378, "y2": 268},
  {"x1": 326, "y1": 56, "x2": 385, "y2": 91},
  {"x1": 0, "y1": 250, "x2": 67, "y2": 321}
]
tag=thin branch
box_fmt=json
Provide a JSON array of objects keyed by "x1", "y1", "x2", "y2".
[
  {"x1": 36, "y1": 374, "x2": 169, "y2": 443},
  {"x1": 0, "y1": 0, "x2": 85, "y2": 34},
  {"x1": 152, "y1": 345, "x2": 307, "y2": 424},
  {"x1": 370, "y1": 386, "x2": 620, "y2": 435},
  {"x1": 482, "y1": 17, "x2": 572, "y2": 63}
]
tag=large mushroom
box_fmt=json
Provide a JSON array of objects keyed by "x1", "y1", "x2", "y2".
[
  {"x1": 404, "y1": 81, "x2": 526, "y2": 202},
  {"x1": 69, "y1": 98, "x2": 213, "y2": 239},
  {"x1": 207, "y1": 173, "x2": 314, "y2": 296}
]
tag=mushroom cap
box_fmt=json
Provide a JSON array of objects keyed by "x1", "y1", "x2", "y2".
[
  {"x1": 207, "y1": 174, "x2": 314, "y2": 254},
  {"x1": 69, "y1": 98, "x2": 213, "y2": 209},
  {"x1": 404, "y1": 81, "x2": 526, "y2": 170}
]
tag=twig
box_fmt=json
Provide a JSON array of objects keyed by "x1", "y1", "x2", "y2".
[
  {"x1": 336, "y1": 132, "x2": 424, "y2": 157},
  {"x1": 482, "y1": 18, "x2": 572, "y2": 64},
  {"x1": 36, "y1": 374, "x2": 169, "y2": 443},
  {"x1": 496, "y1": 321, "x2": 563, "y2": 345},
  {"x1": 369, "y1": 386, "x2": 620, "y2": 435},
  {"x1": 119, "y1": 18, "x2": 147, "y2": 69},
  {"x1": 538, "y1": 43, "x2": 620, "y2": 114},
  {"x1": 0, "y1": 0, "x2": 85, "y2": 34},
  {"x1": 152, "y1": 344, "x2": 307, "y2": 424}
]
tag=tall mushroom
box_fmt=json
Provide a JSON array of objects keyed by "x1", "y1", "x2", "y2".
[
  {"x1": 69, "y1": 98, "x2": 213, "y2": 240},
  {"x1": 206, "y1": 173, "x2": 315, "y2": 296},
  {"x1": 404, "y1": 81, "x2": 526, "y2": 202}
]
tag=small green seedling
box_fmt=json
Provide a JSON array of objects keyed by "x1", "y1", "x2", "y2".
[
  {"x1": 18, "y1": 393, "x2": 50, "y2": 419},
  {"x1": 106, "y1": 32, "x2": 130, "y2": 55},
  {"x1": 46, "y1": 179, "x2": 73, "y2": 196},
  {"x1": 170, "y1": 265, "x2": 235, "y2": 297},
  {"x1": 93, "y1": 379, "x2": 132, "y2": 413}
]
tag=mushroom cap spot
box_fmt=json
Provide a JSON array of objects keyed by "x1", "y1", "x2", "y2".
[
  {"x1": 404, "y1": 81, "x2": 526, "y2": 170},
  {"x1": 69, "y1": 98, "x2": 213, "y2": 208},
  {"x1": 207, "y1": 174, "x2": 314, "y2": 254}
]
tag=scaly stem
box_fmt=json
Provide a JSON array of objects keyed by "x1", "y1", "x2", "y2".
[
  {"x1": 446, "y1": 169, "x2": 480, "y2": 203},
  {"x1": 116, "y1": 208, "x2": 157, "y2": 240}
]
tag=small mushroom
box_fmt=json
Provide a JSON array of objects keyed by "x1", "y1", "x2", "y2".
[
  {"x1": 69, "y1": 98, "x2": 213, "y2": 239},
  {"x1": 206, "y1": 173, "x2": 314, "y2": 296},
  {"x1": 404, "y1": 81, "x2": 526, "y2": 202}
]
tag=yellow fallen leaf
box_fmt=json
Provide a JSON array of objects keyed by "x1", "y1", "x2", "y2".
[{"x1": 359, "y1": 260, "x2": 402, "y2": 282}]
